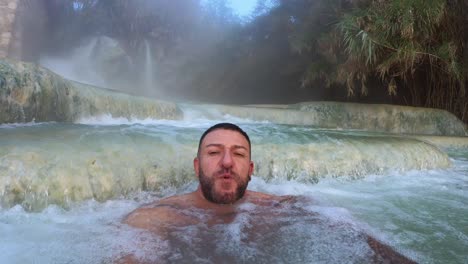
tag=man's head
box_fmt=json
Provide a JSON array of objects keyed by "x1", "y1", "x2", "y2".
[
  {"x1": 197, "y1": 123, "x2": 251, "y2": 158},
  {"x1": 194, "y1": 123, "x2": 254, "y2": 204}
]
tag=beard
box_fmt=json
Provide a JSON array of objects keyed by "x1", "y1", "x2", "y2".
[{"x1": 199, "y1": 167, "x2": 251, "y2": 204}]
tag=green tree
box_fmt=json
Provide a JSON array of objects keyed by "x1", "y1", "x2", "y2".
[{"x1": 313, "y1": 0, "x2": 467, "y2": 121}]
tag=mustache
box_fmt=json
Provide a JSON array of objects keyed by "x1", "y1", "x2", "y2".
[{"x1": 215, "y1": 169, "x2": 238, "y2": 178}]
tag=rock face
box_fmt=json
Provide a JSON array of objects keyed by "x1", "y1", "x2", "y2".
[
  {"x1": 192, "y1": 102, "x2": 467, "y2": 136},
  {"x1": 0, "y1": 59, "x2": 182, "y2": 123},
  {"x1": 0, "y1": 0, "x2": 19, "y2": 58},
  {"x1": 0, "y1": 0, "x2": 49, "y2": 61},
  {"x1": 293, "y1": 102, "x2": 467, "y2": 136}
]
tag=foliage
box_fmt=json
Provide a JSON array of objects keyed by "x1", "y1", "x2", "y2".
[
  {"x1": 39, "y1": 0, "x2": 468, "y2": 122},
  {"x1": 297, "y1": 0, "x2": 467, "y2": 121}
]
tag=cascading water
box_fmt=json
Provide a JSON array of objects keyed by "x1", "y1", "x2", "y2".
[
  {"x1": 143, "y1": 39, "x2": 154, "y2": 91},
  {"x1": 39, "y1": 37, "x2": 105, "y2": 87},
  {"x1": 0, "y1": 104, "x2": 466, "y2": 263}
]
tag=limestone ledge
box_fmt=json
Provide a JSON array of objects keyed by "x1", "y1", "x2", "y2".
[
  {"x1": 217, "y1": 102, "x2": 467, "y2": 136},
  {"x1": 1, "y1": 59, "x2": 466, "y2": 137},
  {"x1": 0, "y1": 131, "x2": 452, "y2": 211},
  {"x1": 0, "y1": 59, "x2": 183, "y2": 123}
]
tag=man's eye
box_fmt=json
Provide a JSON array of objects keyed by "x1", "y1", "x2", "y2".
[
  {"x1": 208, "y1": 151, "x2": 220, "y2": 155},
  {"x1": 234, "y1": 152, "x2": 245, "y2": 157}
]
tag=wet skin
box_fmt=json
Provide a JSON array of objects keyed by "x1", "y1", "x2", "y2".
[
  {"x1": 194, "y1": 129, "x2": 254, "y2": 204},
  {"x1": 124, "y1": 189, "x2": 296, "y2": 235},
  {"x1": 122, "y1": 128, "x2": 417, "y2": 264}
]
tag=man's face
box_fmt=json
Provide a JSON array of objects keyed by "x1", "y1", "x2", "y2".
[{"x1": 194, "y1": 129, "x2": 254, "y2": 204}]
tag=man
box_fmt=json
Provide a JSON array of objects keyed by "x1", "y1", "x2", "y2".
[
  {"x1": 123, "y1": 123, "x2": 416, "y2": 263},
  {"x1": 125, "y1": 123, "x2": 292, "y2": 232}
]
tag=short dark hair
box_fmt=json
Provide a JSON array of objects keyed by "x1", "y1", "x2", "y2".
[{"x1": 197, "y1": 123, "x2": 251, "y2": 157}]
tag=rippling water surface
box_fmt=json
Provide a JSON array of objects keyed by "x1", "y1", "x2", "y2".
[{"x1": 0, "y1": 118, "x2": 467, "y2": 263}]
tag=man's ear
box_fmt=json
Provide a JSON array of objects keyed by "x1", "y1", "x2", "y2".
[
  {"x1": 194, "y1": 157, "x2": 200, "y2": 178},
  {"x1": 249, "y1": 161, "x2": 254, "y2": 178}
]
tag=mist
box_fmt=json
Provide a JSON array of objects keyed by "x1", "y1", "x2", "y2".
[
  {"x1": 31, "y1": 0, "x2": 276, "y2": 103},
  {"x1": 13, "y1": 0, "x2": 333, "y2": 104},
  {"x1": 7, "y1": 0, "x2": 468, "y2": 122}
]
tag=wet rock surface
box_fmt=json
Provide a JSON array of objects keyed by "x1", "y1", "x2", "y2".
[{"x1": 0, "y1": 59, "x2": 182, "y2": 123}]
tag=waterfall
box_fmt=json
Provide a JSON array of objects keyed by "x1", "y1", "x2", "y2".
[
  {"x1": 39, "y1": 37, "x2": 105, "y2": 87},
  {"x1": 143, "y1": 39, "x2": 154, "y2": 91},
  {"x1": 0, "y1": 122, "x2": 452, "y2": 211}
]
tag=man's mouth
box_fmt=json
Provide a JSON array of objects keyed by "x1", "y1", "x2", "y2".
[
  {"x1": 217, "y1": 175, "x2": 235, "y2": 190},
  {"x1": 219, "y1": 174, "x2": 233, "y2": 179},
  {"x1": 216, "y1": 170, "x2": 235, "y2": 179}
]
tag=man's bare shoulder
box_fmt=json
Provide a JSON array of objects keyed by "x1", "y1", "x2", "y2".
[
  {"x1": 124, "y1": 192, "x2": 197, "y2": 231},
  {"x1": 245, "y1": 190, "x2": 297, "y2": 205},
  {"x1": 123, "y1": 205, "x2": 174, "y2": 232}
]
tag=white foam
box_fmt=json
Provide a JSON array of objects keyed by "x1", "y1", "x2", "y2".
[
  {"x1": 0, "y1": 121, "x2": 55, "y2": 128},
  {"x1": 0, "y1": 197, "x2": 153, "y2": 264},
  {"x1": 1, "y1": 168, "x2": 464, "y2": 264},
  {"x1": 75, "y1": 113, "x2": 267, "y2": 127},
  {"x1": 248, "y1": 176, "x2": 317, "y2": 196},
  {"x1": 180, "y1": 104, "x2": 272, "y2": 124},
  {"x1": 1, "y1": 130, "x2": 466, "y2": 263},
  {"x1": 237, "y1": 202, "x2": 257, "y2": 211}
]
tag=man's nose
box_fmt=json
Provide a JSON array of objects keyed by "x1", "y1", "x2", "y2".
[{"x1": 221, "y1": 151, "x2": 233, "y2": 168}]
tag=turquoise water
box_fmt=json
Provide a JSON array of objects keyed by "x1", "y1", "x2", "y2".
[
  {"x1": 0, "y1": 120, "x2": 466, "y2": 263},
  {"x1": 298, "y1": 155, "x2": 468, "y2": 263}
]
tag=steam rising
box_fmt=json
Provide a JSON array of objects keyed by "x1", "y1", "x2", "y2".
[{"x1": 35, "y1": 0, "x2": 274, "y2": 103}]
